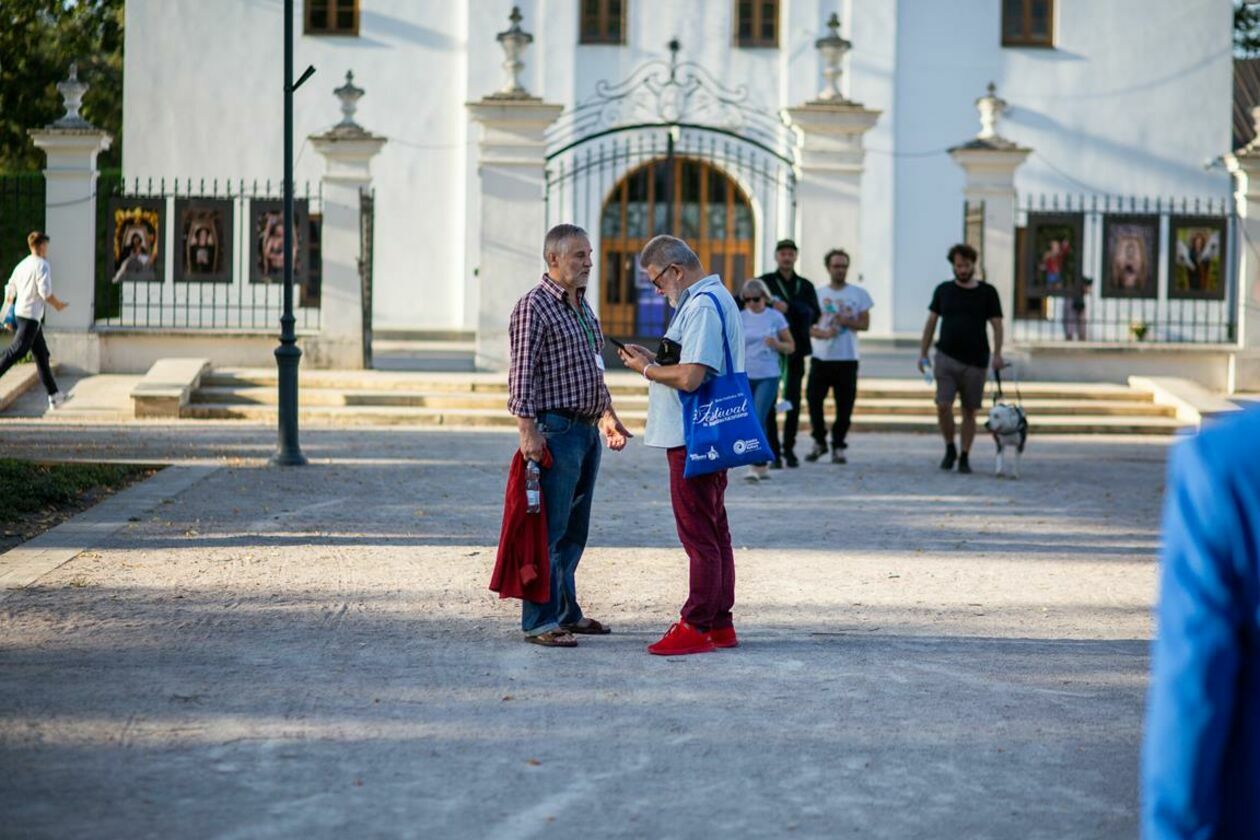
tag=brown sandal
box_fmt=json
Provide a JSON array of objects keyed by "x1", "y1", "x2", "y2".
[
  {"x1": 562, "y1": 618, "x2": 611, "y2": 635},
  {"x1": 525, "y1": 630, "x2": 578, "y2": 647}
]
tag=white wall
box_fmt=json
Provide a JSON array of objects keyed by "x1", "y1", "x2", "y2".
[
  {"x1": 125, "y1": 0, "x2": 1234, "y2": 336},
  {"x1": 124, "y1": 0, "x2": 470, "y2": 332},
  {"x1": 890, "y1": 0, "x2": 1233, "y2": 334}
]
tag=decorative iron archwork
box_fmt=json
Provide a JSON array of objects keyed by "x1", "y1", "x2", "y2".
[{"x1": 547, "y1": 40, "x2": 796, "y2": 163}]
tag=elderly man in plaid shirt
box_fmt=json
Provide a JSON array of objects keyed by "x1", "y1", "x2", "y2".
[{"x1": 508, "y1": 223, "x2": 632, "y2": 648}]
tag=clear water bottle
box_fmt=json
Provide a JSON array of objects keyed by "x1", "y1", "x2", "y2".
[
  {"x1": 525, "y1": 460, "x2": 541, "y2": 514},
  {"x1": 920, "y1": 357, "x2": 933, "y2": 385}
]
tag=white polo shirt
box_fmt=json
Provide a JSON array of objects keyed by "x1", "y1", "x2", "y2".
[{"x1": 5, "y1": 255, "x2": 53, "y2": 321}]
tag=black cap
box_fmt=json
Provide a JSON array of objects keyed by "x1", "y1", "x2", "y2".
[
  {"x1": 775, "y1": 238, "x2": 797, "y2": 252},
  {"x1": 27, "y1": 231, "x2": 50, "y2": 248}
]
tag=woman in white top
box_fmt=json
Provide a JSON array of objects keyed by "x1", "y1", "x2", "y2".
[{"x1": 738, "y1": 278, "x2": 794, "y2": 481}]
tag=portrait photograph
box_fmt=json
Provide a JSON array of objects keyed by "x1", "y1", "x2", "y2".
[
  {"x1": 1026, "y1": 213, "x2": 1084, "y2": 296},
  {"x1": 174, "y1": 199, "x2": 234, "y2": 284},
  {"x1": 109, "y1": 198, "x2": 165, "y2": 284},
  {"x1": 1101, "y1": 215, "x2": 1159, "y2": 299},
  {"x1": 249, "y1": 199, "x2": 308, "y2": 285},
  {"x1": 1169, "y1": 216, "x2": 1228, "y2": 301}
]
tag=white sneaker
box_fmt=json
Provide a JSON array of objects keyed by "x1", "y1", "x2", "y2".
[{"x1": 48, "y1": 392, "x2": 66, "y2": 410}]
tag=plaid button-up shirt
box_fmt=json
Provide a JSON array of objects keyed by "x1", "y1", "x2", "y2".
[{"x1": 508, "y1": 274, "x2": 612, "y2": 419}]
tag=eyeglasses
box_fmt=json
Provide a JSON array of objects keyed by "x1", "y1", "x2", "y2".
[
  {"x1": 647, "y1": 264, "x2": 676, "y2": 288},
  {"x1": 743, "y1": 295, "x2": 764, "y2": 302}
]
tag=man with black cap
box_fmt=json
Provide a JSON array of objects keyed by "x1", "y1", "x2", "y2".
[
  {"x1": 1, "y1": 231, "x2": 68, "y2": 410},
  {"x1": 755, "y1": 239, "x2": 819, "y2": 468}
]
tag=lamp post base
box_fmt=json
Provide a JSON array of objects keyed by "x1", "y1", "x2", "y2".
[{"x1": 271, "y1": 340, "x2": 308, "y2": 467}]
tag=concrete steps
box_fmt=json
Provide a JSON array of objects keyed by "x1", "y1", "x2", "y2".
[{"x1": 184, "y1": 367, "x2": 1190, "y2": 435}]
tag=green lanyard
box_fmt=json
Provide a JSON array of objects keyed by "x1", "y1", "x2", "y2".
[
  {"x1": 773, "y1": 273, "x2": 799, "y2": 301},
  {"x1": 573, "y1": 300, "x2": 598, "y2": 353}
]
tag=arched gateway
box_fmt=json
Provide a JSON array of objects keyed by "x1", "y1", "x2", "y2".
[
  {"x1": 598, "y1": 157, "x2": 755, "y2": 337},
  {"x1": 544, "y1": 42, "x2": 797, "y2": 339}
]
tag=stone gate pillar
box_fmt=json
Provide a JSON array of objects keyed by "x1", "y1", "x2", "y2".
[
  {"x1": 783, "y1": 15, "x2": 880, "y2": 295},
  {"x1": 948, "y1": 83, "x2": 1031, "y2": 326},
  {"x1": 309, "y1": 71, "x2": 386, "y2": 370},
  {"x1": 467, "y1": 8, "x2": 562, "y2": 371},
  {"x1": 1227, "y1": 109, "x2": 1260, "y2": 392},
  {"x1": 28, "y1": 66, "x2": 112, "y2": 373}
]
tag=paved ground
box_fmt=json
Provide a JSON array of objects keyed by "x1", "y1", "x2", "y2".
[{"x1": 0, "y1": 422, "x2": 1171, "y2": 838}]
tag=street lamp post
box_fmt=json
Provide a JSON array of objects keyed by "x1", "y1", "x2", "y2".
[{"x1": 273, "y1": 0, "x2": 315, "y2": 466}]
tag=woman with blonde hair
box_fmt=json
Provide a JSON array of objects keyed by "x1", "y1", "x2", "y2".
[{"x1": 738, "y1": 277, "x2": 794, "y2": 481}]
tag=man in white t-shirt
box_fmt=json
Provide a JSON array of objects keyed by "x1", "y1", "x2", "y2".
[
  {"x1": 1, "y1": 231, "x2": 68, "y2": 410},
  {"x1": 805, "y1": 248, "x2": 873, "y2": 464}
]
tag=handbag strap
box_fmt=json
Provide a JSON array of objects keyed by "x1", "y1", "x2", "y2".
[{"x1": 693, "y1": 290, "x2": 736, "y2": 376}]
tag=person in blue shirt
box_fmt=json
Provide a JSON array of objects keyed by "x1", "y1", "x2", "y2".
[{"x1": 1142, "y1": 405, "x2": 1260, "y2": 838}]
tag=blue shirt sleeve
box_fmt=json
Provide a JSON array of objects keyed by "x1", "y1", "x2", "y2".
[
  {"x1": 1142, "y1": 434, "x2": 1246, "y2": 838},
  {"x1": 678, "y1": 298, "x2": 727, "y2": 375}
]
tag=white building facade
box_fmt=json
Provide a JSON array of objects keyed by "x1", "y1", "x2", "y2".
[{"x1": 122, "y1": 0, "x2": 1233, "y2": 343}]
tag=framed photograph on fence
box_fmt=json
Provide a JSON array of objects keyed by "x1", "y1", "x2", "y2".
[
  {"x1": 174, "y1": 199, "x2": 233, "y2": 283},
  {"x1": 108, "y1": 198, "x2": 164, "y2": 284},
  {"x1": 249, "y1": 199, "x2": 308, "y2": 285},
  {"x1": 1101, "y1": 215, "x2": 1159, "y2": 299},
  {"x1": 1169, "y1": 217, "x2": 1228, "y2": 301},
  {"x1": 1026, "y1": 213, "x2": 1083, "y2": 296}
]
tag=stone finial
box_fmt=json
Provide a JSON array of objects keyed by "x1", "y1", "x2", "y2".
[
  {"x1": 493, "y1": 6, "x2": 534, "y2": 99},
  {"x1": 334, "y1": 71, "x2": 365, "y2": 132},
  {"x1": 51, "y1": 63, "x2": 94, "y2": 129},
  {"x1": 976, "y1": 82, "x2": 1007, "y2": 141},
  {"x1": 814, "y1": 13, "x2": 852, "y2": 103}
]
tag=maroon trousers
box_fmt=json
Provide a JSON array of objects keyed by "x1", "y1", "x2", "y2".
[{"x1": 666, "y1": 446, "x2": 735, "y2": 631}]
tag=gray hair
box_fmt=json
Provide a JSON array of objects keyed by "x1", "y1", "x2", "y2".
[
  {"x1": 640, "y1": 234, "x2": 701, "y2": 271},
  {"x1": 741, "y1": 277, "x2": 771, "y2": 299},
  {"x1": 543, "y1": 224, "x2": 589, "y2": 262}
]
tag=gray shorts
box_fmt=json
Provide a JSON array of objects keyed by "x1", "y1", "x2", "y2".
[{"x1": 934, "y1": 351, "x2": 987, "y2": 411}]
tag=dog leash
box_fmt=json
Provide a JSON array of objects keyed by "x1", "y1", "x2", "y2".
[{"x1": 993, "y1": 366, "x2": 1024, "y2": 407}]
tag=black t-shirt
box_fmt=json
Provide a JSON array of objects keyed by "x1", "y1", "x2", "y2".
[
  {"x1": 929, "y1": 280, "x2": 1002, "y2": 369},
  {"x1": 756, "y1": 271, "x2": 820, "y2": 359}
]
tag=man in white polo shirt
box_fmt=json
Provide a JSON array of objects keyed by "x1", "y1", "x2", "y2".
[
  {"x1": 617, "y1": 235, "x2": 745, "y2": 656},
  {"x1": 805, "y1": 248, "x2": 873, "y2": 465},
  {"x1": 1, "y1": 231, "x2": 69, "y2": 409}
]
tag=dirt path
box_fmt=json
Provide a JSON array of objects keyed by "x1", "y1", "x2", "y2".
[{"x1": 0, "y1": 427, "x2": 1169, "y2": 838}]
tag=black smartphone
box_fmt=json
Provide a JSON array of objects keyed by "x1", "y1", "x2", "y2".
[{"x1": 607, "y1": 336, "x2": 628, "y2": 350}]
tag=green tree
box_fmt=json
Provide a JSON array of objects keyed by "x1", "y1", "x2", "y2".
[
  {"x1": 0, "y1": 0, "x2": 124, "y2": 173},
  {"x1": 1237, "y1": 1, "x2": 1260, "y2": 57}
]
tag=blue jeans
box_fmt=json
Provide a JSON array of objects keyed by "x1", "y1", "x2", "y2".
[
  {"x1": 521, "y1": 411, "x2": 602, "y2": 635},
  {"x1": 749, "y1": 377, "x2": 779, "y2": 467}
]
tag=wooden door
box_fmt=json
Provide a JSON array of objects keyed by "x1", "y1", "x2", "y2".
[{"x1": 599, "y1": 156, "x2": 755, "y2": 338}]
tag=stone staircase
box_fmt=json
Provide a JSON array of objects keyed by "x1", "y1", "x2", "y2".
[{"x1": 184, "y1": 369, "x2": 1189, "y2": 434}]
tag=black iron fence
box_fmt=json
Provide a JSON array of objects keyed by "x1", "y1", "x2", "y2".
[
  {"x1": 1012, "y1": 194, "x2": 1236, "y2": 344},
  {"x1": 0, "y1": 173, "x2": 46, "y2": 274},
  {"x1": 94, "y1": 178, "x2": 322, "y2": 331}
]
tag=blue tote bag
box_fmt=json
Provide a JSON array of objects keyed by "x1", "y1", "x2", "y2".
[{"x1": 680, "y1": 291, "x2": 773, "y2": 478}]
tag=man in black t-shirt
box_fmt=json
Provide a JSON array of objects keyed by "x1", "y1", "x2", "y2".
[
  {"x1": 917, "y1": 243, "x2": 1004, "y2": 474},
  {"x1": 756, "y1": 239, "x2": 820, "y2": 468}
]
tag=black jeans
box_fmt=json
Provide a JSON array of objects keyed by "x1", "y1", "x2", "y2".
[
  {"x1": 0, "y1": 317, "x2": 58, "y2": 395},
  {"x1": 765, "y1": 354, "x2": 805, "y2": 459},
  {"x1": 807, "y1": 359, "x2": 859, "y2": 450}
]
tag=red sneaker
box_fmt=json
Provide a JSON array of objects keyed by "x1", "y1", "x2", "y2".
[
  {"x1": 647, "y1": 621, "x2": 717, "y2": 656},
  {"x1": 709, "y1": 626, "x2": 739, "y2": 649}
]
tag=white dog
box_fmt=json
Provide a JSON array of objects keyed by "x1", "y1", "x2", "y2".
[{"x1": 984, "y1": 402, "x2": 1028, "y2": 479}]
